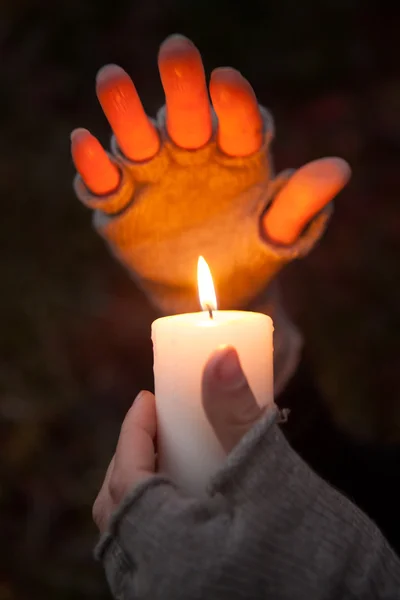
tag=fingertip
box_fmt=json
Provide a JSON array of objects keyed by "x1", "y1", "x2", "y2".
[
  {"x1": 264, "y1": 156, "x2": 351, "y2": 246},
  {"x1": 211, "y1": 346, "x2": 241, "y2": 383},
  {"x1": 204, "y1": 346, "x2": 245, "y2": 391},
  {"x1": 304, "y1": 157, "x2": 352, "y2": 186},
  {"x1": 70, "y1": 127, "x2": 94, "y2": 156},
  {"x1": 130, "y1": 390, "x2": 157, "y2": 437},
  {"x1": 210, "y1": 67, "x2": 245, "y2": 89},
  {"x1": 210, "y1": 67, "x2": 255, "y2": 105},
  {"x1": 70, "y1": 127, "x2": 90, "y2": 142},
  {"x1": 158, "y1": 34, "x2": 202, "y2": 74},
  {"x1": 328, "y1": 156, "x2": 351, "y2": 175},
  {"x1": 333, "y1": 157, "x2": 352, "y2": 183},
  {"x1": 212, "y1": 66, "x2": 240, "y2": 77},
  {"x1": 158, "y1": 34, "x2": 198, "y2": 58},
  {"x1": 204, "y1": 344, "x2": 233, "y2": 371},
  {"x1": 71, "y1": 127, "x2": 120, "y2": 195},
  {"x1": 96, "y1": 63, "x2": 127, "y2": 87},
  {"x1": 133, "y1": 389, "x2": 156, "y2": 408}
]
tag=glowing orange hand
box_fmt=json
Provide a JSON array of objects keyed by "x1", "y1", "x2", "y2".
[{"x1": 71, "y1": 35, "x2": 350, "y2": 245}]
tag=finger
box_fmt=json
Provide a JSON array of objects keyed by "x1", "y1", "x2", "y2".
[
  {"x1": 202, "y1": 346, "x2": 262, "y2": 453},
  {"x1": 96, "y1": 64, "x2": 160, "y2": 161},
  {"x1": 96, "y1": 455, "x2": 115, "y2": 508},
  {"x1": 109, "y1": 391, "x2": 157, "y2": 504},
  {"x1": 158, "y1": 34, "x2": 212, "y2": 149},
  {"x1": 71, "y1": 128, "x2": 120, "y2": 195},
  {"x1": 93, "y1": 456, "x2": 116, "y2": 533},
  {"x1": 210, "y1": 68, "x2": 263, "y2": 157},
  {"x1": 263, "y1": 157, "x2": 351, "y2": 245}
]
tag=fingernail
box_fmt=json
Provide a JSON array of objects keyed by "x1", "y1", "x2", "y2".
[
  {"x1": 70, "y1": 127, "x2": 90, "y2": 142},
  {"x1": 96, "y1": 64, "x2": 126, "y2": 85},
  {"x1": 330, "y1": 157, "x2": 352, "y2": 182},
  {"x1": 134, "y1": 390, "x2": 145, "y2": 403},
  {"x1": 214, "y1": 347, "x2": 245, "y2": 388},
  {"x1": 160, "y1": 34, "x2": 194, "y2": 51}
]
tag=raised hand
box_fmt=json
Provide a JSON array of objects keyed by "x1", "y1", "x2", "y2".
[{"x1": 71, "y1": 35, "x2": 350, "y2": 313}]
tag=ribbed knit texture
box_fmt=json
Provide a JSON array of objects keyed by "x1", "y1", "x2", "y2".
[{"x1": 96, "y1": 406, "x2": 400, "y2": 599}]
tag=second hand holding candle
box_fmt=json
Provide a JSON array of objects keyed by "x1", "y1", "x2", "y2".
[{"x1": 152, "y1": 257, "x2": 274, "y2": 495}]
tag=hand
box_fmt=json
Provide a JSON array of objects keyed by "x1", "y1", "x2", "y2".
[
  {"x1": 71, "y1": 35, "x2": 350, "y2": 247},
  {"x1": 92, "y1": 390, "x2": 157, "y2": 533},
  {"x1": 93, "y1": 346, "x2": 262, "y2": 532}
]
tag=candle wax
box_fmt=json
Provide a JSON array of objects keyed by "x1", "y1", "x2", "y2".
[{"x1": 152, "y1": 310, "x2": 273, "y2": 495}]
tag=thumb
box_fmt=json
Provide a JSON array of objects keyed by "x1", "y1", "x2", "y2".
[
  {"x1": 263, "y1": 157, "x2": 351, "y2": 246},
  {"x1": 202, "y1": 346, "x2": 263, "y2": 453}
]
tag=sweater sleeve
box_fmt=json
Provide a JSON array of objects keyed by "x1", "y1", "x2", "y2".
[{"x1": 95, "y1": 406, "x2": 400, "y2": 600}]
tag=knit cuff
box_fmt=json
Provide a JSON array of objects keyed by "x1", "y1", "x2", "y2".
[
  {"x1": 95, "y1": 476, "x2": 182, "y2": 599},
  {"x1": 95, "y1": 475, "x2": 229, "y2": 600},
  {"x1": 94, "y1": 407, "x2": 281, "y2": 599},
  {"x1": 208, "y1": 404, "x2": 305, "y2": 500},
  {"x1": 96, "y1": 404, "x2": 281, "y2": 565}
]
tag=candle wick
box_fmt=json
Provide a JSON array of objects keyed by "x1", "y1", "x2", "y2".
[{"x1": 205, "y1": 304, "x2": 214, "y2": 320}]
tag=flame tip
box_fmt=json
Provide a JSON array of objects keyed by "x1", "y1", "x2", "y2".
[{"x1": 197, "y1": 256, "x2": 217, "y2": 312}]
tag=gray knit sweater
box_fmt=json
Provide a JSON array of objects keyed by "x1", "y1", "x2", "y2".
[
  {"x1": 96, "y1": 407, "x2": 400, "y2": 599},
  {"x1": 74, "y1": 106, "x2": 400, "y2": 598}
]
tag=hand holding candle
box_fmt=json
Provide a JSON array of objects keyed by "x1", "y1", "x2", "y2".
[
  {"x1": 152, "y1": 257, "x2": 273, "y2": 495},
  {"x1": 93, "y1": 342, "x2": 269, "y2": 532}
]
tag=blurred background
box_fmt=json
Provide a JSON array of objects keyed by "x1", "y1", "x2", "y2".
[{"x1": 0, "y1": 0, "x2": 399, "y2": 597}]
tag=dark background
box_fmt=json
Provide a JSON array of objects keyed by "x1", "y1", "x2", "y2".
[{"x1": 0, "y1": 1, "x2": 399, "y2": 598}]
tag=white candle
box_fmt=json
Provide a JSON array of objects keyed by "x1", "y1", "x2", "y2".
[{"x1": 152, "y1": 257, "x2": 273, "y2": 495}]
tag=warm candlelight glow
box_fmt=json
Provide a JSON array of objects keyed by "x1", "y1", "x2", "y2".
[
  {"x1": 152, "y1": 256, "x2": 273, "y2": 493},
  {"x1": 197, "y1": 256, "x2": 217, "y2": 313}
]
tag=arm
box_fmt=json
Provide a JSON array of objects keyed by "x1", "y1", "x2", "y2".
[{"x1": 96, "y1": 408, "x2": 400, "y2": 600}]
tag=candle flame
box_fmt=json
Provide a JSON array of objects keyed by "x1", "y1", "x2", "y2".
[{"x1": 197, "y1": 256, "x2": 217, "y2": 312}]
